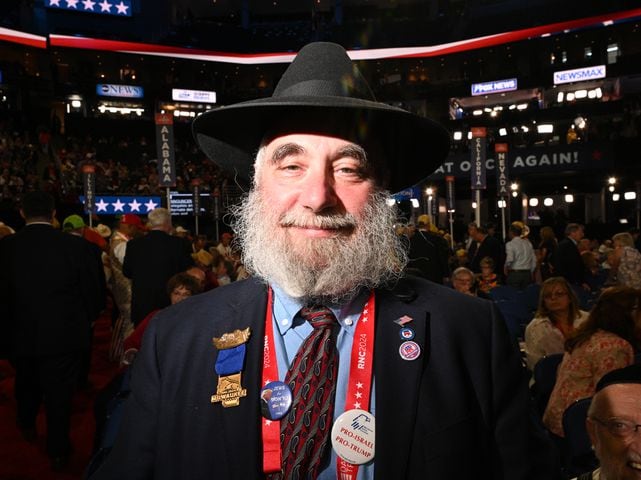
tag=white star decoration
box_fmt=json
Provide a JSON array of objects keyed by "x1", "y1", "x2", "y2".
[
  {"x1": 95, "y1": 198, "x2": 109, "y2": 212},
  {"x1": 112, "y1": 199, "x2": 125, "y2": 212},
  {"x1": 356, "y1": 382, "x2": 363, "y2": 389},
  {"x1": 66, "y1": 0, "x2": 78, "y2": 8},
  {"x1": 128, "y1": 199, "x2": 141, "y2": 212},
  {"x1": 144, "y1": 199, "x2": 158, "y2": 212},
  {"x1": 355, "y1": 391, "x2": 362, "y2": 399},
  {"x1": 49, "y1": 0, "x2": 61, "y2": 6},
  {"x1": 362, "y1": 316, "x2": 368, "y2": 323},
  {"x1": 115, "y1": 1, "x2": 128, "y2": 14},
  {"x1": 353, "y1": 402, "x2": 361, "y2": 409},
  {"x1": 265, "y1": 420, "x2": 272, "y2": 426},
  {"x1": 82, "y1": 0, "x2": 95, "y2": 9},
  {"x1": 98, "y1": 0, "x2": 112, "y2": 12}
]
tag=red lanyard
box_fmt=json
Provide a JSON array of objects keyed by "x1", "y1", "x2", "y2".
[{"x1": 261, "y1": 289, "x2": 376, "y2": 478}]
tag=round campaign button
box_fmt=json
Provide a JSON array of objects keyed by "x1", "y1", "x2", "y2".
[
  {"x1": 399, "y1": 327, "x2": 415, "y2": 340},
  {"x1": 399, "y1": 341, "x2": 421, "y2": 361},
  {"x1": 259, "y1": 381, "x2": 292, "y2": 420},
  {"x1": 331, "y1": 409, "x2": 376, "y2": 465}
]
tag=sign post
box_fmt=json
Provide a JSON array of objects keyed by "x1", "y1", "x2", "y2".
[
  {"x1": 495, "y1": 143, "x2": 510, "y2": 241},
  {"x1": 446, "y1": 175, "x2": 456, "y2": 248},
  {"x1": 82, "y1": 164, "x2": 96, "y2": 228},
  {"x1": 191, "y1": 179, "x2": 201, "y2": 236},
  {"x1": 155, "y1": 113, "x2": 176, "y2": 214},
  {"x1": 470, "y1": 127, "x2": 487, "y2": 227}
]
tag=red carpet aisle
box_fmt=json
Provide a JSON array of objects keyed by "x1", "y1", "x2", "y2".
[{"x1": 0, "y1": 307, "x2": 119, "y2": 480}]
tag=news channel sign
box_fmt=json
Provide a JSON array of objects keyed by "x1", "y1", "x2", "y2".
[
  {"x1": 96, "y1": 84, "x2": 144, "y2": 98},
  {"x1": 471, "y1": 78, "x2": 517, "y2": 96},
  {"x1": 172, "y1": 88, "x2": 217, "y2": 104}
]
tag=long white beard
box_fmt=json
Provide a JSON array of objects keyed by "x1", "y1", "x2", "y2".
[{"x1": 231, "y1": 189, "x2": 407, "y2": 303}]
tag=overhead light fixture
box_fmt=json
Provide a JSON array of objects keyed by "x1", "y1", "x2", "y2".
[
  {"x1": 472, "y1": 202, "x2": 477, "y2": 209},
  {"x1": 508, "y1": 104, "x2": 516, "y2": 110},
  {"x1": 497, "y1": 200, "x2": 506, "y2": 208},
  {"x1": 516, "y1": 103, "x2": 528, "y2": 110},
  {"x1": 619, "y1": 218, "x2": 629, "y2": 224},
  {"x1": 453, "y1": 131, "x2": 463, "y2": 140},
  {"x1": 537, "y1": 124, "x2": 554, "y2": 134},
  {"x1": 521, "y1": 126, "x2": 529, "y2": 133},
  {"x1": 472, "y1": 109, "x2": 483, "y2": 116},
  {"x1": 608, "y1": 176, "x2": 617, "y2": 185},
  {"x1": 512, "y1": 191, "x2": 518, "y2": 198},
  {"x1": 70, "y1": 100, "x2": 82, "y2": 108},
  {"x1": 557, "y1": 92, "x2": 564, "y2": 103},
  {"x1": 510, "y1": 182, "x2": 519, "y2": 191},
  {"x1": 543, "y1": 198, "x2": 554, "y2": 207},
  {"x1": 467, "y1": 132, "x2": 473, "y2": 140},
  {"x1": 608, "y1": 185, "x2": 616, "y2": 193},
  {"x1": 565, "y1": 194, "x2": 574, "y2": 203},
  {"x1": 484, "y1": 107, "x2": 492, "y2": 113},
  {"x1": 595, "y1": 88, "x2": 603, "y2": 98},
  {"x1": 575, "y1": 89, "x2": 588, "y2": 99},
  {"x1": 499, "y1": 128, "x2": 507, "y2": 136},
  {"x1": 624, "y1": 191, "x2": 637, "y2": 200},
  {"x1": 490, "y1": 111, "x2": 498, "y2": 117},
  {"x1": 612, "y1": 193, "x2": 620, "y2": 201},
  {"x1": 529, "y1": 198, "x2": 539, "y2": 207},
  {"x1": 588, "y1": 90, "x2": 597, "y2": 99},
  {"x1": 607, "y1": 45, "x2": 619, "y2": 52},
  {"x1": 566, "y1": 92, "x2": 575, "y2": 101},
  {"x1": 410, "y1": 198, "x2": 420, "y2": 208}
]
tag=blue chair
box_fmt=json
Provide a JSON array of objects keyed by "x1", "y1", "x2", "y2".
[
  {"x1": 488, "y1": 285, "x2": 520, "y2": 303},
  {"x1": 495, "y1": 299, "x2": 531, "y2": 341},
  {"x1": 531, "y1": 353, "x2": 563, "y2": 416},
  {"x1": 522, "y1": 283, "x2": 541, "y2": 313},
  {"x1": 562, "y1": 397, "x2": 598, "y2": 477}
]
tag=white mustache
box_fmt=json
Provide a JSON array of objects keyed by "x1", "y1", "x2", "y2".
[{"x1": 279, "y1": 211, "x2": 356, "y2": 230}]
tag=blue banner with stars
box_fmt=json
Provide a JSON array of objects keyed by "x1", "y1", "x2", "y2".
[
  {"x1": 78, "y1": 196, "x2": 161, "y2": 215},
  {"x1": 45, "y1": 0, "x2": 132, "y2": 17}
]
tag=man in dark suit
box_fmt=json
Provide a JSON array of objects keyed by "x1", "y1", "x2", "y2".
[
  {"x1": 92, "y1": 43, "x2": 556, "y2": 479},
  {"x1": 0, "y1": 191, "x2": 101, "y2": 470},
  {"x1": 468, "y1": 222, "x2": 504, "y2": 275},
  {"x1": 123, "y1": 207, "x2": 193, "y2": 326},
  {"x1": 407, "y1": 214, "x2": 450, "y2": 283},
  {"x1": 552, "y1": 223, "x2": 587, "y2": 287}
]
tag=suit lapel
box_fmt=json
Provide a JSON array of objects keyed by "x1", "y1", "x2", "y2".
[
  {"x1": 210, "y1": 280, "x2": 268, "y2": 478},
  {"x1": 374, "y1": 286, "x2": 430, "y2": 479}
]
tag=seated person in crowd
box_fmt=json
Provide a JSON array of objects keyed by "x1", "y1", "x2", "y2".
[
  {"x1": 451, "y1": 266, "x2": 483, "y2": 297},
  {"x1": 524, "y1": 277, "x2": 590, "y2": 370},
  {"x1": 191, "y1": 249, "x2": 218, "y2": 291},
  {"x1": 543, "y1": 286, "x2": 641, "y2": 438},
  {"x1": 578, "y1": 364, "x2": 641, "y2": 480},
  {"x1": 611, "y1": 232, "x2": 641, "y2": 290},
  {"x1": 477, "y1": 256, "x2": 499, "y2": 294},
  {"x1": 122, "y1": 272, "x2": 203, "y2": 364}
]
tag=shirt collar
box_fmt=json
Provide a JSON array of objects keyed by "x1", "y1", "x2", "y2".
[{"x1": 270, "y1": 284, "x2": 369, "y2": 336}]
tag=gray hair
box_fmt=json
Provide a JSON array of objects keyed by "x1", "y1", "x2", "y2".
[
  {"x1": 147, "y1": 208, "x2": 172, "y2": 228},
  {"x1": 613, "y1": 232, "x2": 634, "y2": 248}
]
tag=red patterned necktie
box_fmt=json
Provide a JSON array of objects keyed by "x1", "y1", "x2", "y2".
[{"x1": 277, "y1": 305, "x2": 339, "y2": 480}]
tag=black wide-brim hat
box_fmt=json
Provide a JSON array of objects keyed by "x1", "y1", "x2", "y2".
[{"x1": 193, "y1": 42, "x2": 450, "y2": 193}]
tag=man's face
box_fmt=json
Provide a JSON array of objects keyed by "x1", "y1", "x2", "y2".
[
  {"x1": 588, "y1": 384, "x2": 641, "y2": 480},
  {"x1": 570, "y1": 227, "x2": 585, "y2": 242},
  {"x1": 256, "y1": 133, "x2": 375, "y2": 261},
  {"x1": 468, "y1": 225, "x2": 478, "y2": 240},
  {"x1": 452, "y1": 274, "x2": 474, "y2": 295},
  {"x1": 234, "y1": 132, "x2": 405, "y2": 301}
]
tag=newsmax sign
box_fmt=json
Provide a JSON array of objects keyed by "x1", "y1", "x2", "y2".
[{"x1": 553, "y1": 65, "x2": 606, "y2": 85}]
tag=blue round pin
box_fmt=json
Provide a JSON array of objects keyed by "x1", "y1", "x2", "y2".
[
  {"x1": 399, "y1": 327, "x2": 415, "y2": 340},
  {"x1": 260, "y1": 381, "x2": 293, "y2": 420}
]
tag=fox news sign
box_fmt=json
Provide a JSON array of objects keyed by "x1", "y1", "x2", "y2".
[
  {"x1": 553, "y1": 65, "x2": 606, "y2": 85},
  {"x1": 471, "y1": 78, "x2": 517, "y2": 96}
]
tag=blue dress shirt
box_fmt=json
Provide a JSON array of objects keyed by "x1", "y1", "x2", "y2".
[{"x1": 271, "y1": 285, "x2": 375, "y2": 480}]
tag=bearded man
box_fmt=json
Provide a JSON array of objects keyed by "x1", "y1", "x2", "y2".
[{"x1": 91, "y1": 43, "x2": 555, "y2": 480}]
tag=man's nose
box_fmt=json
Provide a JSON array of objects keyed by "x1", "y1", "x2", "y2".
[{"x1": 301, "y1": 169, "x2": 338, "y2": 213}]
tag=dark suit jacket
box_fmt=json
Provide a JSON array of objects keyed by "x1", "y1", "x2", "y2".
[
  {"x1": 470, "y1": 234, "x2": 504, "y2": 274},
  {"x1": 122, "y1": 230, "x2": 193, "y2": 326},
  {"x1": 407, "y1": 230, "x2": 450, "y2": 283},
  {"x1": 552, "y1": 237, "x2": 584, "y2": 285},
  {"x1": 92, "y1": 277, "x2": 556, "y2": 479},
  {"x1": 0, "y1": 224, "x2": 101, "y2": 357}
]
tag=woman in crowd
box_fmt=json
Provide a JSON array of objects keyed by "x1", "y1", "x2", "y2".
[
  {"x1": 542, "y1": 286, "x2": 641, "y2": 437},
  {"x1": 477, "y1": 256, "x2": 499, "y2": 294},
  {"x1": 451, "y1": 266, "x2": 481, "y2": 297},
  {"x1": 611, "y1": 232, "x2": 641, "y2": 289},
  {"x1": 524, "y1": 277, "x2": 589, "y2": 370},
  {"x1": 537, "y1": 226, "x2": 557, "y2": 281}
]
